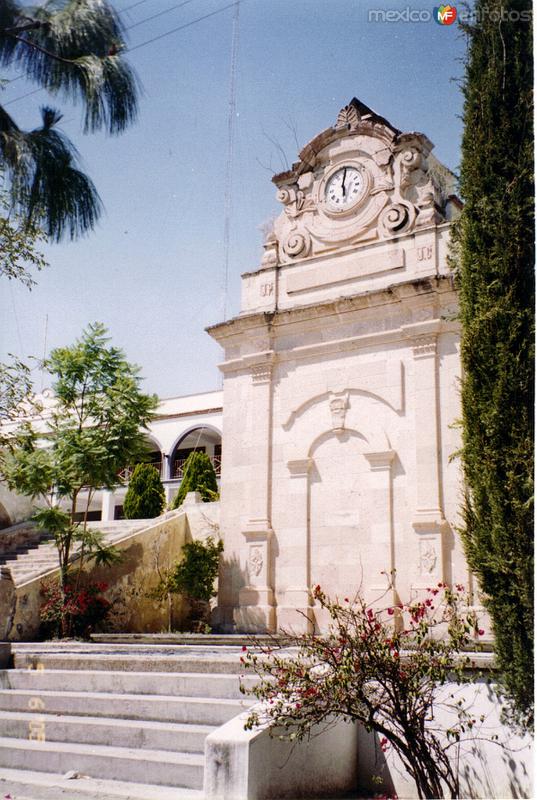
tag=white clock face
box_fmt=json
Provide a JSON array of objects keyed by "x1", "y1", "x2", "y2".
[{"x1": 325, "y1": 166, "x2": 364, "y2": 211}]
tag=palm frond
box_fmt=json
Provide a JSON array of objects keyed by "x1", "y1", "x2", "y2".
[
  {"x1": 0, "y1": 0, "x2": 138, "y2": 134},
  {"x1": 0, "y1": 104, "x2": 102, "y2": 240}
]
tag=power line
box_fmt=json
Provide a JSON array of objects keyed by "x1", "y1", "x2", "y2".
[
  {"x1": 128, "y1": 2, "x2": 236, "y2": 53},
  {"x1": 119, "y1": 0, "x2": 152, "y2": 13},
  {"x1": 125, "y1": 0, "x2": 199, "y2": 31},
  {"x1": 3, "y1": 86, "x2": 42, "y2": 107}
]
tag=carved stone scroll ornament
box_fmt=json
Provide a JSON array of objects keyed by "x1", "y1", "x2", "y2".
[
  {"x1": 329, "y1": 391, "x2": 349, "y2": 432},
  {"x1": 399, "y1": 147, "x2": 425, "y2": 190},
  {"x1": 277, "y1": 187, "x2": 315, "y2": 220},
  {"x1": 378, "y1": 202, "x2": 415, "y2": 237},
  {"x1": 282, "y1": 229, "x2": 311, "y2": 259}
]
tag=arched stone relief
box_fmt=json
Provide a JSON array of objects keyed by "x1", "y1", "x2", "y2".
[{"x1": 282, "y1": 384, "x2": 401, "y2": 433}]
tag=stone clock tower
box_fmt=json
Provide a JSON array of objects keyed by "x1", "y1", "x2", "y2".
[{"x1": 208, "y1": 98, "x2": 468, "y2": 632}]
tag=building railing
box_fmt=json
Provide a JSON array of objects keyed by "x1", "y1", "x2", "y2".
[
  {"x1": 172, "y1": 455, "x2": 221, "y2": 479},
  {"x1": 118, "y1": 462, "x2": 162, "y2": 482},
  {"x1": 117, "y1": 455, "x2": 221, "y2": 483}
]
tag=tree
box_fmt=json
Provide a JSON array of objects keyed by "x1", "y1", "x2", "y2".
[
  {"x1": 0, "y1": 185, "x2": 47, "y2": 286},
  {"x1": 171, "y1": 451, "x2": 219, "y2": 509},
  {"x1": 123, "y1": 463, "x2": 165, "y2": 520},
  {"x1": 0, "y1": 0, "x2": 138, "y2": 240},
  {"x1": 455, "y1": 0, "x2": 534, "y2": 729},
  {"x1": 0, "y1": 322, "x2": 158, "y2": 632},
  {"x1": 241, "y1": 585, "x2": 490, "y2": 800}
]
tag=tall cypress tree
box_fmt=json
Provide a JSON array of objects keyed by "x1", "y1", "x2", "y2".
[{"x1": 456, "y1": 0, "x2": 534, "y2": 729}]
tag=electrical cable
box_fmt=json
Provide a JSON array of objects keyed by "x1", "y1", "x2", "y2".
[
  {"x1": 128, "y1": 2, "x2": 236, "y2": 53},
  {"x1": 119, "y1": 0, "x2": 152, "y2": 13},
  {"x1": 125, "y1": 0, "x2": 199, "y2": 31}
]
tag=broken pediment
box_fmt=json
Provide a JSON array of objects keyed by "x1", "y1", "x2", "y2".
[{"x1": 267, "y1": 98, "x2": 458, "y2": 265}]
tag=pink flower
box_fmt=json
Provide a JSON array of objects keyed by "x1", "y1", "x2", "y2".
[{"x1": 387, "y1": 607, "x2": 394, "y2": 615}]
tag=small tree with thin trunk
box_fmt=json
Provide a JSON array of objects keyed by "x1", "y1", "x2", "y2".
[{"x1": 0, "y1": 322, "x2": 157, "y2": 635}]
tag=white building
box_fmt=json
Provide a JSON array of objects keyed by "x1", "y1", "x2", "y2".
[
  {"x1": 208, "y1": 98, "x2": 469, "y2": 633},
  {"x1": 0, "y1": 390, "x2": 223, "y2": 526}
]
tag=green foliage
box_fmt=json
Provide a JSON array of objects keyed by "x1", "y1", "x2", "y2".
[
  {"x1": 171, "y1": 451, "x2": 219, "y2": 509},
  {"x1": 0, "y1": 323, "x2": 156, "y2": 614},
  {"x1": 123, "y1": 463, "x2": 165, "y2": 519},
  {"x1": 0, "y1": 0, "x2": 138, "y2": 240},
  {"x1": 166, "y1": 537, "x2": 223, "y2": 602},
  {"x1": 454, "y1": 0, "x2": 534, "y2": 729},
  {"x1": 0, "y1": 186, "x2": 48, "y2": 286},
  {"x1": 0, "y1": 354, "x2": 42, "y2": 449},
  {"x1": 242, "y1": 585, "x2": 491, "y2": 800}
]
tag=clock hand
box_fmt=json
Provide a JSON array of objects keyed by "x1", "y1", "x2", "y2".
[{"x1": 341, "y1": 168, "x2": 347, "y2": 197}]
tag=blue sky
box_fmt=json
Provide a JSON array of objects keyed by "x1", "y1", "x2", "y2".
[{"x1": 1, "y1": 0, "x2": 467, "y2": 397}]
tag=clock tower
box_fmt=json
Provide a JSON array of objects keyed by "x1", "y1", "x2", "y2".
[{"x1": 208, "y1": 98, "x2": 467, "y2": 633}]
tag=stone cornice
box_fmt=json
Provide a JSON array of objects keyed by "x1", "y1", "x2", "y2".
[
  {"x1": 206, "y1": 275, "x2": 458, "y2": 347},
  {"x1": 217, "y1": 318, "x2": 459, "y2": 377}
]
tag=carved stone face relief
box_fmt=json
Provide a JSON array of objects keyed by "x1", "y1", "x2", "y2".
[{"x1": 329, "y1": 391, "x2": 349, "y2": 432}]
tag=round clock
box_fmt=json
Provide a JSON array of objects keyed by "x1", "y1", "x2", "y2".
[{"x1": 324, "y1": 165, "x2": 365, "y2": 212}]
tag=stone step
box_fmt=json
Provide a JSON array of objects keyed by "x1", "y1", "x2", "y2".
[
  {"x1": 0, "y1": 688, "x2": 252, "y2": 725},
  {"x1": 13, "y1": 651, "x2": 247, "y2": 675},
  {"x1": 0, "y1": 711, "x2": 213, "y2": 753},
  {"x1": 0, "y1": 768, "x2": 201, "y2": 800},
  {"x1": 0, "y1": 737, "x2": 205, "y2": 789},
  {"x1": 1, "y1": 669, "x2": 255, "y2": 699}
]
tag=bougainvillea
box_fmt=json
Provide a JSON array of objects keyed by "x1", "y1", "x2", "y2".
[
  {"x1": 40, "y1": 579, "x2": 111, "y2": 638},
  {"x1": 241, "y1": 585, "x2": 489, "y2": 800}
]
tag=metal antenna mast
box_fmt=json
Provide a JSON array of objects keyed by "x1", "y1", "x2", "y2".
[{"x1": 221, "y1": 0, "x2": 240, "y2": 322}]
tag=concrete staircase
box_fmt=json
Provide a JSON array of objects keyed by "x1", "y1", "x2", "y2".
[
  {"x1": 0, "y1": 520, "x2": 153, "y2": 585},
  {"x1": 0, "y1": 642, "x2": 256, "y2": 799}
]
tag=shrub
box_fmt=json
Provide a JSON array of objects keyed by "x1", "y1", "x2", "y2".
[
  {"x1": 167, "y1": 537, "x2": 223, "y2": 602},
  {"x1": 241, "y1": 584, "x2": 489, "y2": 800},
  {"x1": 152, "y1": 536, "x2": 223, "y2": 632},
  {"x1": 171, "y1": 451, "x2": 219, "y2": 509},
  {"x1": 123, "y1": 463, "x2": 165, "y2": 519},
  {"x1": 40, "y1": 578, "x2": 110, "y2": 639}
]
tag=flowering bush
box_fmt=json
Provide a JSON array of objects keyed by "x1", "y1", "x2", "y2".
[
  {"x1": 240, "y1": 584, "x2": 489, "y2": 800},
  {"x1": 40, "y1": 579, "x2": 111, "y2": 638}
]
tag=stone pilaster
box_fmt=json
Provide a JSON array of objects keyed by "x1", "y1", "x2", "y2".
[
  {"x1": 278, "y1": 458, "x2": 314, "y2": 633},
  {"x1": 363, "y1": 450, "x2": 396, "y2": 608},
  {"x1": 234, "y1": 353, "x2": 276, "y2": 632},
  {"x1": 410, "y1": 334, "x2": 448, "y2": 590}
]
